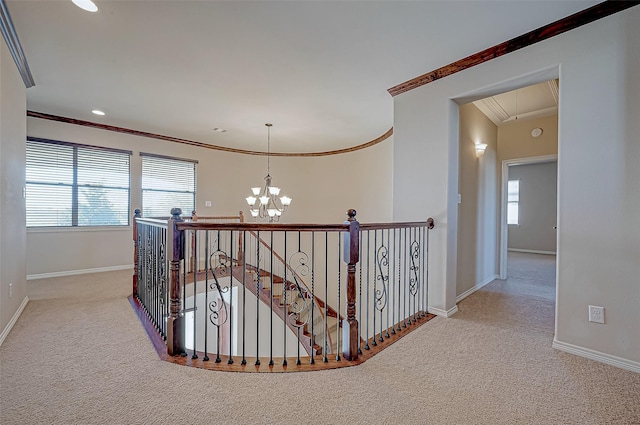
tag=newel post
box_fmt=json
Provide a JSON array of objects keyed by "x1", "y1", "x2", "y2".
[
  {"x1": 132, "y1": 209, "x2": 141, "y2": 298},
  {"x1": 343, "y1": 209, "x2": 360, "y2": 361},
  {"x1": 167, "y1": 208, "x2": 185, "y2": 356}
]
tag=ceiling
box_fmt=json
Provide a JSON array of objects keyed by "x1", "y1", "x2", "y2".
[
  {"x1": 473, "y1": 80, "x2": 559, "y2": 126},
  {"x1": 7, "y1": 1, "x2": 596, "y2": 154}
]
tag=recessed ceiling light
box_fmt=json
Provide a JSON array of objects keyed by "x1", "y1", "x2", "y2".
[
  {"x1": 212, "y1": 128, "x2": 227, "y2": 133},
  {"x1": 72, "y1": 0, "x2": 98, "y2": 12},
  {"x1": 92, "y1": 110, "x2": 105, "y2": 116}
]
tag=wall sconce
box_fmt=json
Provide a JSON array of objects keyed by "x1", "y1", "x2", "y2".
[{"x1": 475, "y1": 143, "x2": 488, "y2": 157}]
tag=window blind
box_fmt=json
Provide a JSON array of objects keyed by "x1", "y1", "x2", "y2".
[
  {"x1": 141, "y1": 154, "x2": 196, "y2": 217},
  {"x1": 26, "y1": 139, "x2": 131, "y2": 227}
]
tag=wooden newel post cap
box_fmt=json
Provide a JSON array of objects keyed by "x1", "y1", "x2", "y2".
[
  {"x1": 427, "y1": 217, "x2": 435, "y2": 229},
  {"x1": 347, "y1": 209, "x2": 357, "y2": 221},
  {"x1": 134, "y1": 209, "x2": 141, "y2": 217},
  {"x1": 170, "y1": 208, "x2": 182, "y2": 218}
]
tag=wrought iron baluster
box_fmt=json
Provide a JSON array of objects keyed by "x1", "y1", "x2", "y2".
[
  {"x1": 336, "y1": 234, "x2": 341, "y2": 361},
  {"x1": 372, "y1": 230, "x2": 377, "y2": 347},
  {"x1": 255, "y1": 231, "x2": 261, "y2": 366},
  {"x1": 323, "y1": 232, "x2": 328, "y2": 363},
  {"x1": 204, "y1": 230, "x2": 210, "y2": 361},
  {"x1": 192, "y1": 229, "x2": 198, "y2": 359},
  {"x1": 403, "y1": 227, "x2": 408, "y2": 328},
  {"x1": 228, "y1": 230, "x2": 234, "y2": 365},
  {"x1": 392, "y1": 228, "x2": 398, "y2": 335},
  {"x1": 269, "y1": 232, "x2": 274, "y2": 367},
  {"x1": 310, "y1": 232, "x2": 315, "y2": 364},
  {"x1": 365, "y1": 230, "x2": 370, "y2": 350},
  {"x1": 282, "y1": 231, "x2": 287, "y2": 367},
  {"x1": 393, "y1": 229, "x2": 404, "y2": 332},
  {"x1": 386, "y1": 228, "x2": 391, "y2": 338},
  {"x1": 241, "y1": 231, "x2": 247, "y2": 365}
]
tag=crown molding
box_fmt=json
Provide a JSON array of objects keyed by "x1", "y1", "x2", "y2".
[
  {"x1": 27, "y1": 111, "x2": 392, "y2": 157},
  {"x1": 548, "y1": 79, "x2": 559, "y2": 105},
  {"x1": 474, "y1": 96, "x2": 510, "y2": 125},
  {"x1": 0, "y1": 0, "x2": 34, "y2": 88},
  {"x1": 388, "y1": 1, "x2": 640, "y2": 97}
]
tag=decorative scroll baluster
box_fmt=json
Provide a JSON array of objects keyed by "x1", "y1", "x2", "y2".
[{"x1": 375, "y1": 230, "x2": 389, "y2": 343}]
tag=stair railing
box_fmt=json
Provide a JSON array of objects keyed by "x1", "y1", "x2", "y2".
[{"x1": 132, "y1": 208, "x2": 435, "y2": 370}]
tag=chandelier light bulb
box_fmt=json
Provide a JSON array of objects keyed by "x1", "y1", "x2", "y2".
[
  {"x1": 269, "y1": 186, "x2": 281, "y2": 196},
  {"x1": 280, "y1": 196, "x2": 292, "y2": 206}
]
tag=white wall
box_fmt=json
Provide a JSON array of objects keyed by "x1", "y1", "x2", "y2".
[
  {"x1": 508, "y1": 162, "x2": 557, "y2": 253},
  {"x1": 498, "y1": 114, "x2": 558, "y2": 162},
  {"x1": 0, "y1": 38, "x2": 28, "y2": 342},
  {"x1": 393, "y1": 8, "x2": 640, "y2": 368},
  {"x1": 26, "y1": 117, "x2": 393, "y2": 276},
  {"x1": 0, "y1": 39, "x2": 28, "y2": 344},
  {"x1": 456, "y1": 103, "x2": 499, "y2": 299}
]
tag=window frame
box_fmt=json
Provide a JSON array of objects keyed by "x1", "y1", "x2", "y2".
[
  {"x1": 507, "y1": 178, "x2": 520, "y2": 226},
  {"x1": 140, "y1": 152, "x2": 197, "y2": 218},
  {"x1": 26, "y1": 137, "x2": 132, "y2": 229}
]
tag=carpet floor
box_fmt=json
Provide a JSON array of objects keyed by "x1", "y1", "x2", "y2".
[{"x1": 1, "y1": 252, "x2": 639, "y2": 424}]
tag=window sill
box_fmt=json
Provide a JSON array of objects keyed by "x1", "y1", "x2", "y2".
[{"x1": 27, "y1": 225, "x2": 132, "y2": 234}]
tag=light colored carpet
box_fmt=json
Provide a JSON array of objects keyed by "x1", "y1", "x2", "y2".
[{"x1": 1, "y1": 253, "x2": 639, "y2": 424}]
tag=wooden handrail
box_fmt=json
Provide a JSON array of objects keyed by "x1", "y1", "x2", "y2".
[
  {"x1": 177, "y1": 222, "x2": 350, "y2": 232},
  {"x1": 359, "y1": 218, "x2": 435, "y2": 230}
]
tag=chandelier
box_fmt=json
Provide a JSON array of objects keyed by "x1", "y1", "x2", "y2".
[{"x1": 245, "y1": 123, "x2": 292, "y2": 221}]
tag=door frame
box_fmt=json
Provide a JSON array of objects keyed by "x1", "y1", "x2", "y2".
[{"x1": 499, "y1": 154, "x2": 558, "y2": 279}]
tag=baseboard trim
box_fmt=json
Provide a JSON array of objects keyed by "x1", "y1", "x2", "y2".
[
  {"x1": 508, "y1": 248, "x2": 556, "y2": 255},
  {"x1": 0, "y1": 296, "x2": 29, "y2": 347},
  {"x1": 27, "y1": 264, "x2": 133, "y2": 280},
  {"x1": 456, "y1": 274, "x2": 498, "y2": 303},
  {"x1": 552, "y1": 338, "x2": 640, "y2": 373},
  {"x1": 428, "y1": 305, "x2": 459, "y2": 318}
]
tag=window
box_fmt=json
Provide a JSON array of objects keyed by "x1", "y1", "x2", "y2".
[
  {"x1": 507, "y1": 179, "x2": 520, "y2": 225},
  {"x1": 141, "y1": 153, "x2": 197, "y2": 217},
  {"x1": 26, "y1": 138, "x2": 131, "y2": 227}
]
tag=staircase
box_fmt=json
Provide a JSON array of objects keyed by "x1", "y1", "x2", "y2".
[{"x1": 231, "y1": 263, "x2": 342, "y2": 357}]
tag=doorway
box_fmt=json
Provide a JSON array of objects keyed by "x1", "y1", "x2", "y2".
[{"x1": 499, "y1": 155, "x2": 558, "y2": 279}]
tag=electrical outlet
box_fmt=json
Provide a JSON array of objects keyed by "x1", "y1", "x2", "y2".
[
  {"x1": 588, "y1": 305, "x2": 605, "y2": 324},
  {"x1": 9, "y1": 282, "x2": 13, "y2": 298},
  {"x1": 204, "y1": 201, "x2": 212, "y2": 207}
]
